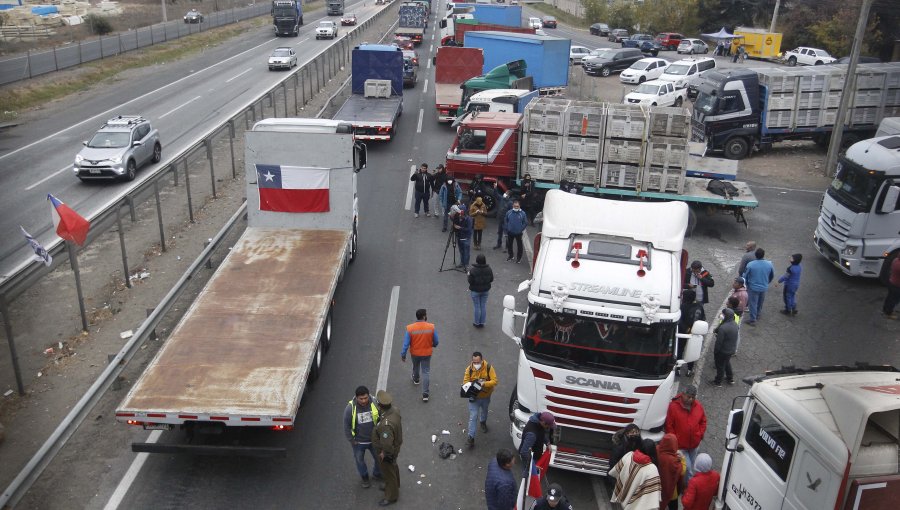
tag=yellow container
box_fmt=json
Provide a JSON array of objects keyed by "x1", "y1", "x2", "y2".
[{"x1": 734, "y1": 27, "x2": 783, "y2": 59}]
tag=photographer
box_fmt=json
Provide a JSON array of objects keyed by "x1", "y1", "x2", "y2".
[
  {"x1": 462, "y1": 352, "x2": 497, "y2": 448},
  {"x1": 453, "y1": 206, "x2": 473, "y2": 271}
]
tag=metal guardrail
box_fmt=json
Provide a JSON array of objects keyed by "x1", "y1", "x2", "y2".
[{"x1": 0, "y1": 5, "x2": 394, "y2": 507}]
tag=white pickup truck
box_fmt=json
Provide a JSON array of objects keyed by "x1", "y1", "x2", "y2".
[
  {"x1": 316, "y1": 20, "x2": 338, "y2": 39},
  {"x1": 624, "y1": 79, "x2": 687, "y2": 107}
]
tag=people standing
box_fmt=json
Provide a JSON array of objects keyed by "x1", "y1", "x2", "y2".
[
  {"x1": 520, "y1": 174, "x2": 536, "y2": 224},
  {"x1": 431, "y1": 164, "x2": 448, "y2": 219},
  {"x1": 737, "y1": 241, "x2": 757, "y2": 276},
  {"x1": 729, "y1": 277, "x2": 749, "y2": 317},
  {"x1": 656, "y1": 433, "x2": 684, "y2": 510},
  {"x1": 726, "y1": 296, "x2": 744, "y2": 353},
  {"x1": 533, "y1": 483, "x2": 574, "y2": 510},
  {"x1": 440, "y1": 178, "x2": 463, "y2": 232},
  {"x1": 453, "y1": 206, "x2": 473, "y2": 271},
  {"x1": 467, "y1": 254, "x2": 493, "y2": 328},
  {"x1": 343, "y1": 385, "x2": 382, "y2": 488},
  {"x1": 504, "y1": 200, "x2": 528, "y2": 264},
  {"x1": 609, "y1": 440, "x2": 662, "y2": 510},
  {"x1": 883, "y1": 255, "x2": 900, "y2": 319},
  {"x1": 664, "y1": 385, "x2": 707, "y2": 484},
  {"x1": 678, "y1": 289, "x2": 705, "y2": 377},
  {"x1": 777, "y1": 253, "x2": 803, "y2": 315},
  {"x1": 410, "y1": 163, "x2": 432, "y2": 218},
  {"x1": 372, "y1": 390, "x2": 403, "y2": 507},
  {"x1": 462, "y1": 351, "x2": 498, "y2": 448},
  {"x1": 610, "y1": 423, "x2": 643, "y2": 470},
  {"x1": 742, "y1": 248, "x2": 774, "y2": 325},
  {"x1": 684, "y1": 260, "x2": 715, "y2": 310},
  {"x1": 484, "y1": 448, "x2": 517, "y2": 510},
  {"x1": 711, "y1": 308, "x2": 739, "y2": 387},
  {"x1": 400, "y1": 309, "x2": 439, "y2": 402},
  {"x1": 681, "y1": 453, "x2": 719, "y2": 510},
  {"x1": 469, "y1": 197, "x2": 487, "y2": 250},
  {"x1": 494, "y1": 187, "x2": 512, "y2": 250},
  {"x1": 518, "y1": 411, "x2": 555, "y2": 474}
]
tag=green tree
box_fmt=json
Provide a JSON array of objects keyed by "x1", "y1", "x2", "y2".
[
  {"x1": 583, "y1": 0, "x2": 608, "y2": 24},
  {"x1": 84, "y1": 14, "x2": 114, "y2": 35},
  {"x1": 607, "y1": 2, "x2": 637, "y2": 31},
  {"x1": 634, "y1": 0, "x2": 701, "y2": 34},
  {"x1": 808, "y1": 8, "x2": 882, "y2": 57}
]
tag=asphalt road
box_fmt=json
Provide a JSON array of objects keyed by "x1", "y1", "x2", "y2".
[{"x1": 0, "y1": 0, "x2": 383, "y2": 282}]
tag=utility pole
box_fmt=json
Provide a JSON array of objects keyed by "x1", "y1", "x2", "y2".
[
  {"x1": 161, "y1": 0, "x2": 168, "y2": 23},
  {"x1": 823, "y1": 0, "x2": 875, "y2": 176},
  {"x1": 769, "y1": 0, "x2": 781, "y2": 33}
]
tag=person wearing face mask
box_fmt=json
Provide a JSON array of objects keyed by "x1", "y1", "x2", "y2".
[
  {"x1": 520, "y1": 174, "x2": 536, "y2": 224},
  {"x1": 504, "y1": 200, "x2": 528, "y2": 264},
  {"x1": 461, "y1": 352, "x2": 498, "y2": 448}
]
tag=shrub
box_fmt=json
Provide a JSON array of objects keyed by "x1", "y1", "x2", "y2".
[{"x1": 84, "y1": 14, "x2": 114, "y2": 36}]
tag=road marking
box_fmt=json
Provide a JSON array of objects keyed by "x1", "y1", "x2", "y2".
[
  {"x1": 25, "y1": 165, "x2": 72, "y2": 191},
  {"x1": 416, "y1": 108, "x2": 424, "y2": 133},
  {"x1": 755, "y1": 185, "x2": 824, "y2": 194},
  {"x1": 102, "y1": 429, "x2": 163, "y2": 510},
  {"x1": 405, "y1": 164, "x2": 415, "y2": 210},
  {"x1": 426, "y1": 58, "x2": 431, "y2": 69},
  {"x1": 225, "y1": 68, "x2": 252, "y2": 83},
  {"x1": 429, "y1": 43, "x2": 433, "y2": 53},
  {"x1": 377, "y1": 286, "x2": 400, "y2": 393},
  {"x1": 294, "y1": 37, "x2": 309, "y2": 46},
  {"x1": 423, "y1": 78, "x2": 428, "y2": 94},
  {"x1": 159, "y1": 96, "x2": 202, "y2": 119}
]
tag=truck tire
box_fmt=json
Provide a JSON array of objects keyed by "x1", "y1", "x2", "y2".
[
  {"x1": 309, "y1": 346, "x2": 322, "y2": 385},
  {"x1": 787, "y1": 56, "x2": 797, "y2": 67},
  {"x1": 321, "y1": 309, "x2": 333, "y2": 353},
  {"x1": 349, "y1": 222, "x2": 358, "y2": 262},
  {"x1": 724, "y1": 137, "x2": 750, "y2": 160},
  {"x1": 880, "y1": 251, "x2": 899, "y2": 286}
]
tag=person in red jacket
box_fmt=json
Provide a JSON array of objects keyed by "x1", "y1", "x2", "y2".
[
  {"x1": 664, "y1": 385, "x2": 707, "y2": 484},
  {"x1": 656, "y1": 434, "x2": 684, "y2": 510},
  {"x1": 681, "y1": 453, "x2": 719, "y2": 510}
]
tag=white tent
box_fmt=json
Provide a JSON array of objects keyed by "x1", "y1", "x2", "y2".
[{"x1": 700, "y1": 27, "x2": 744, "y2": 41}]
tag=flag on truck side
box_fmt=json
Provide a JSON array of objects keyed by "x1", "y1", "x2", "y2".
[
  {"x1": 20, "y1": 226, "x2": 52, "y2": 266},
  {"x1": 48, "y1": 194, "x2": 90, "y2": 246},
  {"x1": 256, "y1": 164, "x2": 330, "y2": 213}
]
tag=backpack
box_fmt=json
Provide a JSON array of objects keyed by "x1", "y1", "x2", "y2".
[{"x1": 707, "y1": 179, "x2": 739, "y2": 198}]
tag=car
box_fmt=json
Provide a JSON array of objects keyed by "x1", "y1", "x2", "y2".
[
  {"x1": 784, "y1": 47, "x2": 836, "y2": 66},
  {"x1": 624, "y1": 79, "x2": 686, "y2": 107},
  {"x1": 622, "y1": 34, "x2": 652, "y2": 48},
  {"x1": 341, "y1": 13, "x2": 357, "y2": 25},
  {"x1": 619, "y1": 57, "x2": 669, "y2": 84},
  {"x1": 639, "y1": 39, "x2": 663, "y2": 57},
  {"x1": 589, "y1": 23, "x2": 609, "y2": 36},
  {"x1": 677, "y1": 38, "x2": 709, "y2": 54},
  {"x1": 832, "y1": 56, "x2": 881, "y2": 64},
  {"x1": 608, "y1": 29, "x2": 628, "y2": 43},
  {"x1": 183, "y1": 9, "x2": 203, "y2": 24},
  {"x1": 657, "y1": 57, "x2": 716, "y2": 90},
  {"x1": 582, "y1": 48, "x2": 644, "y2": 77},
  {"x1": 569, "y1": 46, "x2": 593, "y2": 65},
  {"x1": 268, "y1": 47, "x2": 297, "y2": 70},
  {"x1": 528, "y1": 17, "x2": 542, "y2": 29},
  {"x1": 656, "y1": 32, "x2": 684, "y2": 51},
  {"x1": 316, "y1": 20, "x2": 338, "y2": 39},
  {"x1": 402, "y1": 49, "x2": 419, "y2": 66},
  {"x1": 393, "y1": 36, "x2": 414, "y2": 50},
  {"x1": 74, "y1": 116, "x2": 161, "y2": 182},
  {"x1": 403, "y1": 57, "x2": 418, "y2": 87},
  {"x1": 541, "y1": 16, "x2": 557, "y2": 28}
]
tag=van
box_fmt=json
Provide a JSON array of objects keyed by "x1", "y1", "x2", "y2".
[{"x1": 657, "y1": 57, "x2": 715, "y2": 90}]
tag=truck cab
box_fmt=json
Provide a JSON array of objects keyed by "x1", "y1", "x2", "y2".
[
  {"x1": 446, "y1": 111, "x2": 521, "y2": 191},
  {"x1": 459, "y1": 60, "x2": 532, "y2": 117},
  {"x1": 272, "y1": 0, "x2": 302, "y2": 36},
  {"x1": 692, "y1": 69, "x2": 760, "y2": 159},
  {"x1": 464, "y1": 89, "x2": 538, "y2": 115},
  {"x1": 326, "y1": 0, "x2": 344, "y2": 15}
]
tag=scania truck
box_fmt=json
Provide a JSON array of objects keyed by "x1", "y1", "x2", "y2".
[
  {"x1": 501, "y1": 190, "x2": 709, "y2": 475},
  {"x1": 272, "y1": 0, "x2": 302, "y2": 36}
]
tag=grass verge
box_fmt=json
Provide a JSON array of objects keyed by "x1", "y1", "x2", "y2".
[{"x1": 528, "y1": 3, "x2": 590, "y2": 30}]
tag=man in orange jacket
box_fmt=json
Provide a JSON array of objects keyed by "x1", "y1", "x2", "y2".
[{"x1": 401, "y1": 308, "x2": 439, "y2": 402}]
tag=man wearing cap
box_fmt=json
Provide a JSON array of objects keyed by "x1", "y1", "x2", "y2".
[
  {"x1": 664, "y1": 386, "x2": 707, "y2": 485},
  {"x1": 518, "y1": 411, "x2": 555, "y2": 475},
  {"x1": 400, "y1": 308, "x2": 439, "y2": 402},
  {"x1": 439, "y1": 178, "x2": 463, "y2": 232},
  {"x1": 710, "y1": 308, "x2": 739, "y2": 387},
  {"x1": 373, "y1": 390, "x2": 403, "y2": 507},
  {"x1": 453, "y1": 206, "x2": 473, "y2": 271},
  {"x1": 729, "y1": 277, "x2": 748, "y2": 318},
  {"x1": 683, "y1": 260, "x2": 715, "y2": 310},
  {"x1": 533, "y1": 483, "x2": 574, "y2": 510},
  {"x1": 343, "y1": 385, "x2": 382, "y2": 488}
]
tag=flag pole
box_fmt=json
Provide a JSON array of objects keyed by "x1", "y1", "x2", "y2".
[
  {"x1": 67, "y1": 241, "x2": 89, "y2": 332},
  {"x1": 1, "y1": 298, "x2": 25, "y2": 395}
]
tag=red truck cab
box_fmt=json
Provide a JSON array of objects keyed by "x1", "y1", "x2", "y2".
[{"x1": 446, "y1": 111, "x2": 521, "y2": 184}]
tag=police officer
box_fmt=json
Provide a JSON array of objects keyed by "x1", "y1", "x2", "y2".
[
  {"x1": 373, "y1": 390, "x2": 403, "y2": 507},
  {"x1": 533, "y1": 483, "x2": 574, "y2": 510}
]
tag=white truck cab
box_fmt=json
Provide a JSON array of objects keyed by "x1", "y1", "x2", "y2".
[{"x1": 464, "y1": 89, "x2": 538, "y2": 115}]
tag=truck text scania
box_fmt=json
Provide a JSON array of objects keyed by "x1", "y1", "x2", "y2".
[{"x1": 501, "y1": 190, "x2": 709, "y2": 475}]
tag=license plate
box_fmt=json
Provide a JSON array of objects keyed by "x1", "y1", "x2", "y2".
[
  {"x1": 143, "y1": 423, "x2": 172, "y2": 431},
  {"x1": 89, "y1": 169, "x2": 101, "y2": 174}
]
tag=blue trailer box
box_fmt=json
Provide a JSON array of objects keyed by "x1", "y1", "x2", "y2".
[
  {"x1": 351, "y1": 45, "x2": 405, "y2": 96},
  {"x1": 455, "y1": 4, "x2": 522, "y2": 27},
  {"x1": 465, "y1": 32, "x2": 570, "y2": 89}
]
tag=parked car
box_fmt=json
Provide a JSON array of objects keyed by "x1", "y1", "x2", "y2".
[
  {"x1": 541, "y1": 16, "x2": 557, "y2": 28},
  {"x1": 624, "y1": 80, "x2": 686, "y2": 106},
  {"x1": 655, "y1": 32, "x2": 684, "y2": 51},
  {"x1": 657, "y1": 57, "x2": 716, "y2": 90},
  {"x1": 622, "y1": 34, "x2": 652, "y2": 48},
  {"x1": 316, "y1": 20, "x2": 338, "y2": 39},
  {"x1": 403, "y1": 57, "x2": 418, "y2": 87},
  {"x1": 619, "y1": 57, "x2": 669, "y2": 84},
  {"x1": 528, "y1": 17, "x2": 542, "y2": 29},
  {"x1": 784, "y1": 47, "x2": 836, "y2": 66},
  {"x1": 268, "y1": 47, "x2": 298, "y2": 71},
  {"x1": 402, "y1": 49, "x2": 419, "y2": 66},
  {"x1": 183, "y1": 9, "x2": 203, "y2": 24},
  {"x1": 569, "y1": 46, "x2": 593, "y2": 65},
  {"x1": 582, "y1": 48, "x2": 644, "y2": 77},
  {"x1": 608, "y1": 29, "x2": 628, "y2": 43},
  {"x1": 677, "y1": 38, "x2": 709, "y2": 54},
  {"x1": 590, "y1": 23, "x2": 609, "y2": 36},
  {"x1": 341, "y1": 13, "x2": 357, "y2": 25},
  {"x1": 74, "y1": 116, "x2": 161, "y2": 182}
]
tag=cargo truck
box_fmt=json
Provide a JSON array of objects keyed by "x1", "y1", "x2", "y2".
[
  {"x1": 716, "y1": 365, "x2": 900, "y2": 510},
  {"x1": 463, "y1": 88, "x2": 538, "y2": 115},
  {"x1": 691, "y1": 64, "x2": 900, "y2": 159},
  {"x1": 114, "y1": 118, "x2": 367, "y2": 454},
  {"x1": 272, "y1": 0, "x2": 302, "y2": 36},
  {"x1": 439, "y1": 7, "x2": 474, "y2": 45},
  {"x1": 452, "y1": 3, "x2": 522, "y2": 27},
  {"x1": 434, "y1": 46, "x2": 485, "y2": 122},
  {"x1": 327, "y1": 0, "x2": 344, "y2": 16},
  {"x1": 397, "y1": 2, "x2": 427, "y2": 44},
  {"x1": 813, "y1": 129, "x2": 900, "y2": 283},
  {"x1": 501, "y1": 190, "x2": 710, "y2": 475},
  {"x1": 464, "y1": 31, "x2": 570, "y2": 92},
  {"x1": 733, "y1": 27, "x2": 782, "y2": 60},
  {"x1": 334, "y1": 45, "x2": 405, "y2": 141},
  {"x1": 458, "y1": 60, "x2": 534, "y2": 119},
  {"x1": 449, "y1": 18, "x2": 535, "y2": 47}
]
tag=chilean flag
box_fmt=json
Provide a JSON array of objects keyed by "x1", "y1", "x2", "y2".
[
  {"x1": 526, "y1": 452, "x2": 543, "y2": 498},
  {"x1": 256, "y1": 164, "x2": 330, "y2": 213},
  {"x1": 48, "y1": 194, "x2": 90, "y2": 246}
]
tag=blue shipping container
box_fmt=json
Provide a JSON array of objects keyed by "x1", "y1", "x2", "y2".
[
  {"x1": 352, "y1": 45, "x2": 405, "y2": 96},
  {"x1": 455, "y1": 4, "x2": 522, "y2": 27},
  {"x1": 464, "y1": 32, "x2": 570, "y2": 88}
]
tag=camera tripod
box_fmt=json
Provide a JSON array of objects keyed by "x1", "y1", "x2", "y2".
[{"x1": 439, "y1": 228, "x2": 466, "y2": 273}]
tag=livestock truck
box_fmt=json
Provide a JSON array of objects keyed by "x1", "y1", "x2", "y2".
[
  {"x1": 397, "y1": 2, "x2": 427, "y2": 44},
  {"x1": 272, "y1": 0, "x2": 302, "y2": 36},
  {"x1": 333, "y1": 45, "x2": 405, "y2": 141},
  {"x1": 434, "y1": 46, "x2": 485, "y2": 122},
  {"x1": 501, "y1": 190, "x2": 710, "y2": 475},
  {"x1": 114, "y1": 118, "x2": 367, "y2": 454}
]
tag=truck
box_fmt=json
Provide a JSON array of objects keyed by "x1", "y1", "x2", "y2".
[
  {"x1": 439, "y1": 6, "x2": 474, "y2": 45},
  {"x1": 458, "y1": 60, "x2": 534, "y2": 119},
  {"x1": 397, "y1": 2, "x2": 427, "y2": 44},
  {"x1": 464, "y1": 31, "x2": 570, "y2": 92},
  {"x1": 326, "y1": 0, "x2": 344, "y2": 16},
  {"x1": 114, "y1": 118, "x2": 367, "y2": 454},
  {"x1": 272, "y1": 0, "x2": 302, "y2": 37},
  {"x1": 716, "y1": 365, "x2": 900, "y2": 510},
  {"x1": 449, "y1": 18, "x2": 535, "y2": 47},
  {"x1": 453, "y1": 3, "x2": 522, "y2": 27},
  {"x1": 434, "y1": 46, "x2": 485, "y2": 122},
  {"x1": 445, "y1": 99, "x2": 757, "y2": 225},
  {"x1": 500, "y1": 189, "x2": 710, "y2": 475},
  {"x1": 333, "y1": 45, "x2": 405, "y2": 141},
  {"x1": 813, "y1": 130, "x2": 900, "y2": 283},
  {"x1": 733, "y1": 27, "x2": 782, "y2": 60},
  {"x1": 691, "y1": 63, "x2": 900, "y2": 159},
  {"x1": 462, "y1": 88, "x2": 538, "y2": 115}
]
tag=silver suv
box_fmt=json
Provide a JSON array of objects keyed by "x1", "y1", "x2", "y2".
[{"x1": 74, "y1": 116, "x2": 161, "y2": 181}]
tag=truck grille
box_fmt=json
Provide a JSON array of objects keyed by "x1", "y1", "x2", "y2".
[
  {"x1": 818, "y1": 204, "x2": 850, "y2": 242},
  {"x1": 690, "y1": 119, "x2": 706, "y2": 143},
  {"x1": 544, "y1": 385, "x2": 639, "y2": 433}
]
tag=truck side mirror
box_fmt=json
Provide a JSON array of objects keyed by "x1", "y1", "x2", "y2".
[
  {"x1": 353, "y1": 142, "x2": 367, "y2": 172},
  {"x1": 432, "y1": 56, "x2": 436, "y2": 66},
  {"x1": 501, "y1": 294, "x2": 520, "y2": 344},
  {"x1": 439, "y1": 19, "x2": 446, "y2": 28},
  {"x1": 879, "y1": 186, "x2": 899, "y2": 214},
  {"x1": 728, "y1": 409, "x2": 744, "y2": 438},
  {"x1": 681, "y1": 320, "x2": 708, "y2": 362}
]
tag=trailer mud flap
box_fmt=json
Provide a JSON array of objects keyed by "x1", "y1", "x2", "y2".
[{"x1": 132, "y1": 443, "x2": 287, "y2": 457}]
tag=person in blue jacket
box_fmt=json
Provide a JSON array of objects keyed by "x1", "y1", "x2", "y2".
[
  {"x1": 504, "y1": 200, "x2": 528, "y2": 263},
  {"x1": 777, "y1": 253, "x2": 803, "y2": 316},
  {"x1": 439, "y1": 178, "x2": 463, "y2": 233},
  {"x1": 742, "y1": 248, "x2": 774, "y2": 325}
]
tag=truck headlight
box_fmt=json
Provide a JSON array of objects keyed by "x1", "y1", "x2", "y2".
[{"x1": 841, "y1": 246, "x2": 857, "y2": 256}]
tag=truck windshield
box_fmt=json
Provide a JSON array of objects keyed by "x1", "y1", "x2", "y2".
[
  {"x1": 694, "y1": 93, "x2": 717, "y2": 115},
  {"x1": 522, "y1": 307, "x2": 676, "y2": 378},
  {"x1": 274, "y1": 6, "x2": 296, "y2": 17},
  {"x1": 467, "y1": 102, "x2": 491, "y2": 113},
  {"x1": 827, "y1": 156, "x2": 884, "y2": 213}
]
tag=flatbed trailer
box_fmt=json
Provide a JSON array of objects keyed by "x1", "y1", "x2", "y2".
[
  {"x1": 335, "y1": 44, "x2": 405, "y2": 141},
  {"x1": 436, "y1": 83, "x2": 463, "y2": 122},
  {"x1": 333, "y1": 95, "x2": 403, "y2": 140}
]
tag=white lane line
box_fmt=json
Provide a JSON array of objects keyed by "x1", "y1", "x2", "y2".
[
  {"x1": 377, "y1": 286, "x2": 400, "y2": 393},
  {"x1": 294, "y1": 37, "x2": 309, "y2": 46},
  {"x1": 25, "y1": 165, "x2": 72, "y2": 191},
  {"x1": 159, "y1": 96, "x2": 202, "y2": 119},
  {"x1": 429, "y1": 43, "x2": 433, "y2": 53},
  {"x1": 405, "y1": 165, "x2": 415, "y2": 209},
  {"x1": 423, "y1": 78, "x2": 428, "y2": 94},
  {"x1": 426, "y1": 58, "x2": 431, "y2": 69},
  {"x1": 225, "y1": 68, "x2": 252, "y2": 83},
  {"x1": 102, "y1": 429, "x2": 163, "y2": 510},
  {"x1": 416, "y1": 108, "x2": 424, "y2": 133}
]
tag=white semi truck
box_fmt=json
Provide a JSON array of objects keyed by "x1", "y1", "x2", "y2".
[
  {"x1": 115, "y1": 119, "x2": 366, "y2": 454},
  {"x1": 501, "y1": 190, "x2": 709, "y2": 475},
  {"x1": 717, "y1": 365, "x2": 900, "y2": 510}
]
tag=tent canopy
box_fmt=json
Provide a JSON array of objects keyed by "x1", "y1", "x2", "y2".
[{"x1": 700, "y1": 27, "x2": 744, "y2": 41}]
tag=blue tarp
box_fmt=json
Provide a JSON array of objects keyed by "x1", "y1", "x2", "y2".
[
  {"x1": 31, "y1": 5, "x2": 58, "y2": 15},
  {"x1": 351, "y1": 46, "x2": 404, "y2": 96}
]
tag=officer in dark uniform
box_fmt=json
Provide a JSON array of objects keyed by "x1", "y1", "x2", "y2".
[
  {"x1": 373, "y1": 390, "x2": 403, "y2": 507},
  {"x1": 533, "y1": 483, "x2": 574, "y2": 510}
]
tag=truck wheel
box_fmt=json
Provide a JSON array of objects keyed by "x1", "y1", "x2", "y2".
[
  {"x1": 724, "y1": 137, "x2": 750, "y2": 160},
  {"x1": 600, "y1": 67, "x2": 611, "y2": 77},
  {"x1": 349, "y1": 222, "x2": 358, "y2": 262},
  {"x1": 321, "y1": 309, "x2": 333, "y2": 353},
  {"x1": 787, "y1": 56, "x2": 797, "y2": 67},
  {"x1": 815, "y1": 60, "x2": 823, "y2": 65},
  {"x1": 880, "y1": 251, "x2": 900, "y2": 286},
  {"x1": 309, "y1": 346, "x2": 322, "y2": 385}
]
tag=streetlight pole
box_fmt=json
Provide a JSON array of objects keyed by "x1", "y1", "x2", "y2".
[
  {"x1": 161, "y1": 0, "x2": 168, "y2": 23},
  {"x1": 822, "y1": 0, "x2": 875, "y2": 176},
  {"x1": 769, "y1": 0, "x2": 781, "y2": 33}
]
